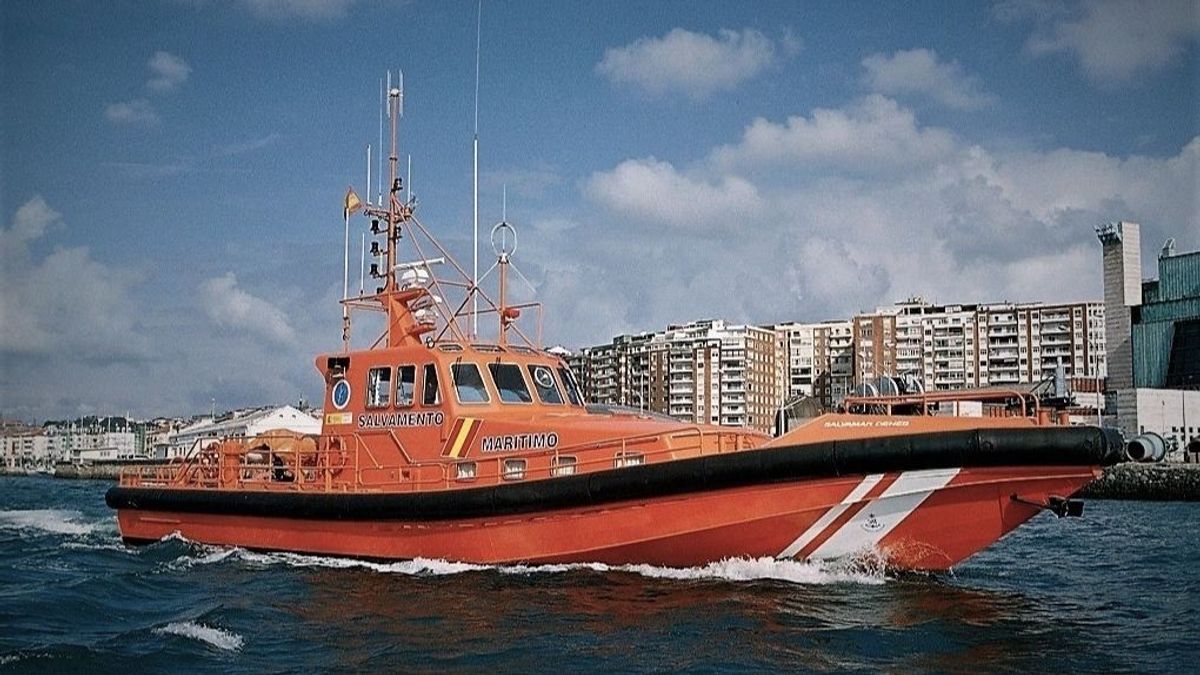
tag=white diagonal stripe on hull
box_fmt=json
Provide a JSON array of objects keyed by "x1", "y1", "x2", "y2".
[
  {"x1": 778, "y1": 473, "x2": 883, "y2": 559},
  {"x1": 808, "y1": 468, "x2": 960, "y2": 561}
]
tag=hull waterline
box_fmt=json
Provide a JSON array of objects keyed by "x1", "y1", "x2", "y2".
[{"x1": 111, "y1": 465, "x2": 1099, "y2": 571}]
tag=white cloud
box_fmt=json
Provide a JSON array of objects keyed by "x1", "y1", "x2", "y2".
[
  {"x1": 199, "y1": 272, "x2": 297, "y2": 346},
  {"x1": 862, "y1": 48, "x2": 993, "y2": 109},
  {"x1": 548, "y1": 96, "x2": 1198, "y2": 347},
  {"x1": 6, "y1": 195, "x2": 59, "y2": 243},
  {"x1": 1009, "y1": 0, "x2": 1200, "y2": 84},
  {"x1": 710, "y1": 94, "x2": 958, "y2": 173},
  {"x1": 0, "y1": 196, "x2": 146, "y2": 361},
  {"x1": 104, "y1": 99, "x2": 160, "y2": 126},
  {"x1": 596, "y1": 28, "x2": 784, "y2": 99},
  {"x1": 584, "y1": 157, "x2": 762, "y2": 233},
  {"x1": 240, "y1": 0, "x2": 358, "y2": 21},
  {"x1": 147, "y1": 51, "x2": 191, "y2": 92}
]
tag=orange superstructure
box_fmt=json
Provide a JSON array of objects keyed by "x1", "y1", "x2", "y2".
[{"x1": 108, "y1": 83, "x2": 1130, "y2": 572}]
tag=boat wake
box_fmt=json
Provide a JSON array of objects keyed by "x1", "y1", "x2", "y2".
[
  {"x1": 162, "y1": 537, "x2": 887, "y2": 586},
  {"x1": 0, "y1": 509, "x2": 102, "y2": 536},
  {"x1": 153, "y1": 621, "x2": 244, "y2": 652}
]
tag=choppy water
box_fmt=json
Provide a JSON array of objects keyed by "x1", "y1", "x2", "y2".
[{"x1": 1, "y1": 476, "x2": 1197, "y2": 673}]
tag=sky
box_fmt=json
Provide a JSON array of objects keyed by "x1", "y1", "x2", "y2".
[{"x1": 1, "y1": 0, "x2": 1198, "y2": 421}]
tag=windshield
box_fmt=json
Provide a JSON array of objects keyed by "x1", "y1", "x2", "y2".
[
  {"x1": 452, "y1": 363, "x2": 490, "y2": 403},
  {"x1": 488, "y1": 363, "x2": 533, "y2": 403}
]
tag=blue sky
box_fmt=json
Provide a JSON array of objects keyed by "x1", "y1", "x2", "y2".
[{"x1": 2, "y1": 0, "x2": 1198, "y2": 420}]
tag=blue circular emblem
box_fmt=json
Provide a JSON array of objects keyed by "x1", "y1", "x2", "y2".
[{"x1": 331, "y1": 379, "x2": 351, "y2": 410}]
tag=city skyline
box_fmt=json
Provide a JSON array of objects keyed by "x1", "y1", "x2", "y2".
[{"x1": 2, "y1": 0, "x2": 1197, "y2": 420}]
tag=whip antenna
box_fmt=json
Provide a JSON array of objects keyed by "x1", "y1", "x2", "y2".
[{"x1": 472, "y1": 0, "x2": 482, "y2": 337}]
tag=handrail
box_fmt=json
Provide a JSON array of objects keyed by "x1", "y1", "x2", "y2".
[
  {"x1": 842, "y1": 388, "x2": 1038, "y2": 416},
  {"x1": 118, "y1": 425, "x2": 755, "y2": 493}
]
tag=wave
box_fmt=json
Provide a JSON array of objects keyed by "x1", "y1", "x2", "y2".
[
  {"x1": 153, "y1": 621, "x2": 244, "y2": 651},
  {"x1": 173, "y1": 544, "x2": 886, "y2": 586},
  {"x1": 0, "y1": 509, "x2": 99, "y2": 536}
]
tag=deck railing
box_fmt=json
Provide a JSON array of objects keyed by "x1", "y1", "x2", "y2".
[{"x1": 118, "y1": 425, "x2": 757, "y2": 493}]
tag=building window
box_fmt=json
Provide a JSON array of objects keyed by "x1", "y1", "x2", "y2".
[
  {"x1": 366, "y1": 367, "x2": 392, "y2": 408},
  {"x1": 503, "y1": 458, "x2": 526, "y2": 480},
  {"x1": 455, "y1": 462, "x2": 477, "y2": 481},
  {"x1": 551, "y1": 455, "x2": 577, "y2": 476},
  {"x1": 452, "y1": 363, "x2": 490, "y2": 403},
  {"x1": 488, "y1": 363, "x2": 533, "y2": 403},
  {"x1": 422, "y1": 364, "x2": 440, "y2": 406},
  {"x1": 396, "y1": 365, "x2": 416, "y2": 407}
]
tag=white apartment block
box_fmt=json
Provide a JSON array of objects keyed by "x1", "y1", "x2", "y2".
[
  {"x1": 575, "y1": 320, "x2": 783, "y2": 434},
  {"x1": 852, "y1": 298, "x2": 1106, "y2": 390},
  {"x1": 1, "y1": 430, "x2": 52, "y2": 471},
  {"x1": 568, "y1": 298, "x2": 1107, "y2": 433},
  {"x1": 774, "y1": 320, "x2": 854, "y2": 408}
]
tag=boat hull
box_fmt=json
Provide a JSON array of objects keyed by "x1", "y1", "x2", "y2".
[{"x1": 111, "y1": 465, "x2": 1099, "y2": 571}]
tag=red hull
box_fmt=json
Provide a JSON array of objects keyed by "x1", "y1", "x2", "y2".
[{"x1": 114, "y1": 465, "x2": 1099, "y2": 571}]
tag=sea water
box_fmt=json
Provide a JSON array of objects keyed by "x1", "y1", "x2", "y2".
[{"x1": 1, "y1": 476, "x2": 1196, "y2": 673}]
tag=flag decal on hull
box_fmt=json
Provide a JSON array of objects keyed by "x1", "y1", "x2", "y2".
[{"x1": 441, "y1": 418, "x2": 482, "y2": 458}]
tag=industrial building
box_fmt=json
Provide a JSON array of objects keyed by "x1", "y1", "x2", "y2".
[{"x1": 1097, "y1": 221, "x2": 1199, "y2": 456}]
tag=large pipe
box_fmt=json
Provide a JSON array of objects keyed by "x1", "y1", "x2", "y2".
[{"x1": 1125, "y1": 432, "x2": 1166, "y2": 463}]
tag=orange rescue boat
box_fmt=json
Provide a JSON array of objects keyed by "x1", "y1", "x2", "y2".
[{"x1": 107, "y1": 84, "x2": 1127, "y2": 571}]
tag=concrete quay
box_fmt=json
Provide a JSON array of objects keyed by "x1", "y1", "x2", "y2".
[{"x1": 1080, "y1": 462, "x2": 1200, "y2": 501}]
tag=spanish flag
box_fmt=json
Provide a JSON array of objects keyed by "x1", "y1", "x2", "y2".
[{"x1": 344, "y1": 186, "x2": 362, "y2": 218}]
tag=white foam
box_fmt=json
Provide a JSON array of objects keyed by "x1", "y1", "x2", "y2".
[
  {"x1": 0, "y1": 509, "x2": 98, "y2": 535},
  {"x1": 238, "y1": 550, "x2": 491, "y2": 575},
  {"x1": 166, "y1": 540, "x2": 238, "y2": 566},
  {"x1": 153, "y1": 621, "x2": 244, "y2": 651},
  {"x1": 504, "y1": 557, "x2": 887, "y2": 585},
  {"x1": 185, "y1": 548, "x2": 885, "y2": 586},
  {"x1": 62, "y1": 540, "x2": 132, "y2": 553}
]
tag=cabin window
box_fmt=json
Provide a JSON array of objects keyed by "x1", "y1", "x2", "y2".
[
  {"x1": 422, "y1": 364, "x2": 440, "y2": 406},
  {"x1": 614, "y1": 451, "x2": 645, "y2": 469},
  {"x1": 452, "y1": 363, "x2": 490, "y2": 403},
  {"x1": 455, "y1": 462, "x2": 477, "y2": 481},
  {"x1": 551, "y1": 455, "x2": 577, "y2": 476},
  {"x1": 366, "y1": 367, "x2": 392, "y2": 408},
  {"x1": 395, "y1": 365, "x2": 416, "y2": 407},
  {"x1": 503, "y1": 458, "x2": 526, "y2": 480},
  {"x1": 528, "y1": 365, "x2": 564, "y2": 405},
  {"x1": 558, "y1": 366, "x2": 584, "y2": 406},
  {"x1": 488, "y1": 363, "x2": 533, "y2": 404}
]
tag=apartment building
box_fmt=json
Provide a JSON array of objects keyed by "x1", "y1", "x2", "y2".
[
  {"x1": 851, "y1": 298, "x2": 1106, "y2": 389},
  {"x1": 567, "y1": 298, "x2": 1106, "y2": 432},
  {"x1": 571, "y1": 320, "x2": 783, "y2": 434},
  {"x1": 0, "y1": 428, "x2": 52, "y2": 471},
  {"x1": 773, "y1": 320, "x2": 854, "y2": 408}
]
